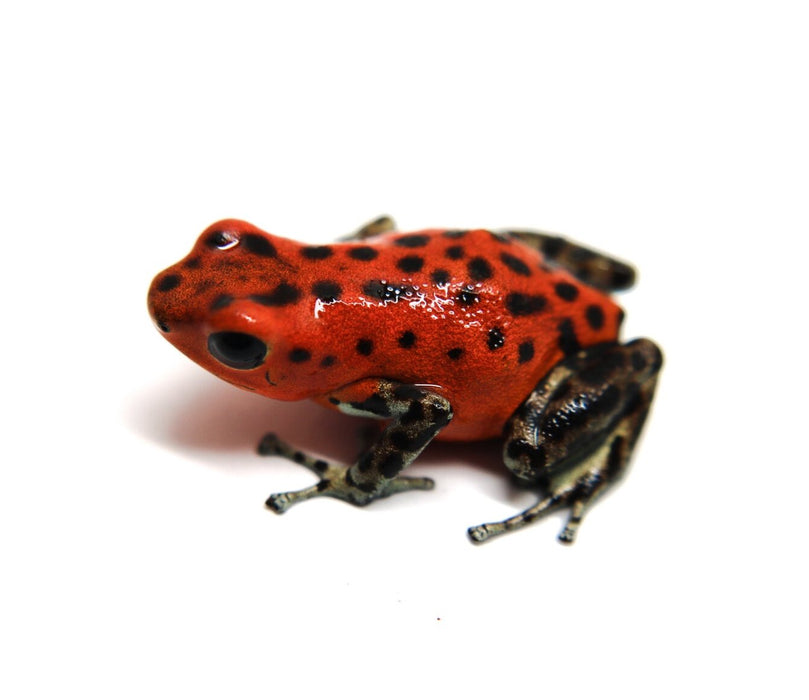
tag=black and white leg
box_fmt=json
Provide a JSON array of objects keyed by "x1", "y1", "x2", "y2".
[
  {"x1": 260, "y1": 381, "x2": 452, "y2": 513},
  {"x1": 339, "y1": 215, "x2": 397, "y2": 241},
  {"x1": 469, "y1": 338, "x2": 662, "y2": 544},
  {"x1": 502, "y1": 229, "x2": 636, "y2": 292}
]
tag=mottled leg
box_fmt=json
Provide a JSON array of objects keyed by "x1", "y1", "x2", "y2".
[
  {"x1": 340, "y1": 215, "x2": 397, "y2": 241},
  {"x1": 502, "y1": 229, "x2": 636, "y2": 292},
  {"x1": 260, "y1": 380, "x2": 451, "y2": 512},
  {"x1": 469, "y1": 338, "x2": 662, "y2": 544}
]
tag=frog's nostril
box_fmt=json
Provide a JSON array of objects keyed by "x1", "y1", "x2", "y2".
[{"x1": 207, "y1": 332, "x2": 267, "y2": 370}]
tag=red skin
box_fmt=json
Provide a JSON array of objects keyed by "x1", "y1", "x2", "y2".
[{"x1": 148, "y1": 220, "x2": 621, "y2": 441}]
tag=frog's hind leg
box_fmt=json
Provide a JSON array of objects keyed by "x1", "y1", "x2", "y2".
[
  {"x1": 339, "y1": 215, "x2": 397, "y2": 241},
  {"x1": 468, "y1": 339, "x2": 662, "y2": 544},
  {"x1": 503, "y1": 229, "x2": 636, "y2": 292}
]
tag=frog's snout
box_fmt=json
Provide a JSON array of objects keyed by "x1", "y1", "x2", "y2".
[{"x1": 207, "y1": 331, "x2": 268, "y2": 370}]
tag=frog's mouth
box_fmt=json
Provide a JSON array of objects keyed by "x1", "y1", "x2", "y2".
[{"x1": 207, "y1": 331, "x2": 268, "y2": 370}]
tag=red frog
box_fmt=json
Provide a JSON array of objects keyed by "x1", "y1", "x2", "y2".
[{"x1": 148, "y1": 216, "x2": 662, "y2": 543}]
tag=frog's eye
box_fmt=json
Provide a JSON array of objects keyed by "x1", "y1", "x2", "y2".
[
  {"x1": 206, "y1": 230, "x2": 240, "y2": 250},
  {"x1": 208, "y1": 331, "x2": 267, "y2": 370}
]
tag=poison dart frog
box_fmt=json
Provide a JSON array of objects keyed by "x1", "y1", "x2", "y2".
[{"x1": 148, "y1": 216, "x2": 662, "y2": 543}]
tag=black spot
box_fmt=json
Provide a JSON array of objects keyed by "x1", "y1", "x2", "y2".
[
  {"x1": 348, "y1": 246, "x2": 378, "y2": 261},
  {"x1": 631, "y1": 350, "x2": 647, "y2": 372},
  {"x1": 468, "y1": 257, "x2": 493, "y2": 281},
  {"x1": 184, "y1": 257, "x2": 201, "y2": 269},
  {"x1": 250, "y1": 282, "x2": 301, "y2": 306},
  {"x1": 156, "y1": 318, "x2": 170, "y2": 333},
  {"x1": 488, "y1": 327, "x2": 505, "y2": 350},
  {"x1": 350, "y1": 393, "x2": 391, "y2": 417},
  {"x1": 447, "y1": 348, "x2": 464, "y2": 360},
  {"x1": 293, "y1": 451, "x2": 305, "y2": 463},
  {"x1": 313, "y1": 460, "x2": 329, "y2": 474},
  {"x1": 393, "y1": 385, "x2": 423, "y2": 401},
  {"x1": 356, "y1": 338, "x2": 374, "y2": 356},
  {"x1": 356, "y1": 452, "x2": 374, "y2": 473},
  {"x1": 328, "y1": 397, "x2": 340, "y2": 405},
  {"x1": 157, "y1": 274, "x2": 181, "y2": 292},
  {"x1": 288, "y1": 348, "x2": 311, "y2": 363},
  {"x1": 397, "y1": 256, "x2": 424, "y2": 273},
  {"x1": 242, "y1": 233, "x2": 277, "y2": 257},
  {"x1": 555, "y1": 282, "x2": 579, "y2": 301},
  {"x1": 506, "y1": 440, "x2": 546, "y2": 475},
  {"x1": 505, "y1": 293, "x2": 547, "y2": 316},
  {"x1": 500, "y1": 252, "x2": 531, "y2": 276},
  {"x1": 210, "y1": 294, "x2": 233, "y2": 311},
  {"x1": 312, "y1": 280, "x2": 342, "y2": 302},
  {"x1": 606, "y1": 437, "x2": 625, "y2": 478},
  {"x1": 431, "y1": 269, "x2": 450, "y2": 285},
  {"x1": 379, "y1": 452, "x2": 404, "y2": 479},
  {"x1": 445, "y1": 245, "x2": 465, "y2": 260},
  {"x1": 362, "y1": 280, "x2": 416, "y2": 302},
  {"x1": 321, "y1": 355, "x2": 336, "y2": 368},
  {"x1": 518, "y1": 340, "x2": 535, "y2": 364},
  {"x1": 558, "y1": 318, "x2": 580, "y2": 355},
  {"x1": 456, "y1": 290, "x2": 479, "y2": 306},
  {"x1": 301, "y1": 245, "x2": 333, "y2": 260},
  {"x1": 395, "y1": 235, "x2": 429, "y2": 248},
  {"x1": 398, "y1": 331, "x2": 416, "y2": 349},
  {"x1": 611, "y1": 265, "x2": 635, "y2": 290},
  {"x1": 540, "y1": 236, "x2": 564, "y2": 258},
  {"x1": 402, "y1": 401, "x2": 425, "y2": 424},
  {"x1": 442, "y1": 230, "x2": 468, "y2": 239},
  {"x1": 586, "y1": 304, "x2": 605, "y2": 330},
  {"x1": 316, "y1": 479, "x2": 331, "y2": 491},
  {"x1": 390, "y1": 431, "x2": 421, "y2": 452}
]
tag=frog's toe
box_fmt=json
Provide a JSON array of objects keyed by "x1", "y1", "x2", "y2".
[
  {"x1": 257, "y1": 433, "x2": 282, "y2": 456},
  {"x1": 265, "y1": 492, "x2": 293, "y2": 513}
]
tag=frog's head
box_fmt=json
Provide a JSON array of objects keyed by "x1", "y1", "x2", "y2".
[{"x1": 148, "y1": 219, "x2": 317, "y2": 401}]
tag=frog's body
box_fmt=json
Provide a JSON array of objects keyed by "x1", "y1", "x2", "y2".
[{"x1": 149, "y1": 216, "x2": 661, "y2": 543}]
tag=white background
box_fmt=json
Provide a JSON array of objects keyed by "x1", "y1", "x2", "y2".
[{"x1": 2, "y1": 1, "x2": 807, "y2": 698}]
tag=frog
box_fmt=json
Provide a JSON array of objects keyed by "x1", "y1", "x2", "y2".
[{"x1": 148, "y1": 215, "x2": 662, "y2": 543}]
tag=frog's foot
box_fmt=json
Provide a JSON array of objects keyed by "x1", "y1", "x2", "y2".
[
  {"x1": 264, "y1": 461, "x2": 434, "y2": 514},
  {"x1": 258, "y1": 430, "x2": 435, "y2": 514},
  {"x1": 467, "y1": 474, "x2": 599, "y2": 545}
]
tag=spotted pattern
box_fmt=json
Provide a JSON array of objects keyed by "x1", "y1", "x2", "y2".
[
  {"x1": 398, "y1": 330, "x2": 416, "y2": 349},
  {"x1": 395, "y1": 235, "x2": 429, "y2": 248},
  {"x1": 555, "y1": 282, "x2": 579, "y2": 301},
  {"x1": 586, "y1": 304, "x2": 605, "y2": 330},
  {"x1": 158, "y1": 274, "x2": 181, "y2": 292},
  {"x1": 518, "y1": 340, "x2": 535, "y2": 364},
  {"x1": 446, "y1": 246, "x2": 465, "y2": 260},
  {"x1": 505, "y1": 293, "x2": 547, "y2": 316},
  {"x1": 242, "y1": 234, "x2": 277, "y2": 257}
]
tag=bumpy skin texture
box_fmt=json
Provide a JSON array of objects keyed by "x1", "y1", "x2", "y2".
[
  {"x1": 149, "y1": 220, "x2": 622, "y2": 440},
  {"x1": 148, "y1": 217, "x2": 661, "y2": 543}
]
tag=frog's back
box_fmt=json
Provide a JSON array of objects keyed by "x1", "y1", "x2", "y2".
[{"x1": 310, "y1": 228, "x2": 623, "y2": 440}]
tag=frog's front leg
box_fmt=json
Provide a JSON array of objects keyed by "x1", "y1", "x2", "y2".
[
  {"x1": 260, "y1": 380, "x2": 452, "y2": 513},
  {"x1": 469, "y1": 338, "x2": 662, "y2": 544}
]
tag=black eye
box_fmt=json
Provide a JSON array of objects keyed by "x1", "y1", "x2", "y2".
[
  {"x1": 205, "y1": 231, "x2": 239, "y2": 250},
  {"x1": 207, "y1": 332, "x2": 267, "y2": 369}
]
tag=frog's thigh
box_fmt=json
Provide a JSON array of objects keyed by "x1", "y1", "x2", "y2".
[
  {"x1": 504, "y1": 229, "x2": 636, "y2": 292},
  {"x1": 471, "y1": 339, "x2": 662, "y2": 543},
  {"x1": 341, "y1": 215, "x2": 397, "y2": 241}
]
